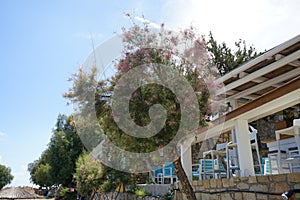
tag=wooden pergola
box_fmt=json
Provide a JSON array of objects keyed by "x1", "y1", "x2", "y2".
[{"x1": 180, "y1": 34, "x2": 300, "y2": 180}]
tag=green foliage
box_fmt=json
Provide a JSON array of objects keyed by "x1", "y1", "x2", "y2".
[
  {"x1": 65, "y1": 24, "x2": 214, "y2": 159},
  {"x1": 135, "y1": 188, "x2": 147, "y2": 197},
  {"x1": 28, "y1": 160, "x2": 39, "y2": 185},
  {"x1": 65, "y1": 21, "x2": 219, "y2": 198},
  {"x1": 28, "y1": 149, "x2": 52, "y2": 186},
  {"x1": 206, "y1": 32, "x2": 260, "y2": 76},
  {"x1": 74, "y1": 151, "x2": 131, "y2": 198},
  {"x1": 58, "y1": 187, "x2": 77, "y2": 200},
  {"x1": 47, "y1": 115, "x2": 84, "y2": 186},
  {"x1": 65, "y1": 20, "x2": 260, "y2": 199},
  {"x1": 34, "y1": 163, "x2": 52, "y2": 187},
  {"x1": 74, "y1": 152, "x2": 104, "y2": 197},
  {"x1": 0, "y1": 164, "x2": 14, "y2": 189},
  {"x1": 28, "y1": 114, "x2": 85, "y2": 188}
]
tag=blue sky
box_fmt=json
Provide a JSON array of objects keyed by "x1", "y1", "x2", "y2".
[{"x1": 0, "y1": 0, "x2": 299, "y2": 186}]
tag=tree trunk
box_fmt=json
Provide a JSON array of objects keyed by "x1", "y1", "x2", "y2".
[{"x1": 173, "y1": 157, "x2": 197, "y2": 200}]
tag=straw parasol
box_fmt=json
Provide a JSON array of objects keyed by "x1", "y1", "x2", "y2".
[{"x1": 0, "y1": 187, "x2": 42, "y2": 200}]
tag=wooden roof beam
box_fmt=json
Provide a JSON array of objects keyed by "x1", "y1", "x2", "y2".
[
  {"x1": 238, "y1": 72, "x2": 282, "y2": 88},
  {"x1": 217, "y1": 34, "x2": 300, "y2": 84},
  {"x1": 187, "y1": 77, "x2": 300, "y2": 143},
  {"x1": 216, "y1": 49, "x2": 300, "y2": 95},
  {"x1": 276, "y1": 53, "x2": 300, "y2": 67},
  {"x1": 227, "y1": 67, "x2": 300, "y2": 101},
  {"x1": 225, "y1": 90, "x2": 259, "y2": 100}
]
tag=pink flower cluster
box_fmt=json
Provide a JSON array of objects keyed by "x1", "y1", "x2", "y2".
[{"x1": 115, "y1": 19, "x2": 223, "y2": 121}]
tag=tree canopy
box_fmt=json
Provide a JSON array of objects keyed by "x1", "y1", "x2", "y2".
[
  {"x1": 0, "y1": 164, "x2": 14, "y2": 189},
  {"x1": 206, "y1": 32, "x2": 259, "y2": 76},
  {"x1": 65, "y1": 21, "x2": 222, "y2": 173},
  {"x1": 28, "y1": 114, "x2": 85, "y2": 188},
  {"x1": 65, "y1": 19, "x2": 223, "y2": 200},
  {"x1": 74, "y1": 151, "x2": 131, "y2": 198},
  {"x1": 33, "y1": 163, "x2": 52, "y2": 188}
]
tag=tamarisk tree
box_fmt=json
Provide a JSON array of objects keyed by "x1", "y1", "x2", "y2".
[{"x1": 66, "y1": 18, "x2": 222, "y2": 200}]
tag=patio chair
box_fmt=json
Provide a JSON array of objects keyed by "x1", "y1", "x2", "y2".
[
  {"x1": 213, "y1": 159, "x2": 227, "y2": 178},
  {"x1": 162, "y1": 162, "x2": 178, "y2": 184},
  {"x1": 226, "y1": 125, "x2": 262, "y2": 178},
  {"x1": 192, "y1": 162, "x2": 202, "y2": 180},
  {"x1": 249, "y1": 125, "x2": 263, "y2": 174},
  {"x1": 151, "y1": 166, "x2": 163, "y2": 184},
  {"x1": 226, "y1": 143, "x2": 240, "y2": 178},
  {"x1": 203, "y1": 142, "x2": 228, "y2": 179},
  {"x1": 268, "y1": 149, "x2": 289, "y2": 174},
  {"x1": 287, "y1": 147, "x2": 300, "y2": 173},
  {"x1": 262, "y1": 157, "x2": 270, "y2": 175},
  {"x1": 199, "y1": 159, "x2": 214, "y2": 180},
  {"x1": 270, "y1": 119, "x2": 300, "y2": 174},
  {"x1": 203, "y1": 142, "x2": 227, "y2": 159},
  {"x1": 192, "y1": 159, "x2": 225, "y2": 180}
]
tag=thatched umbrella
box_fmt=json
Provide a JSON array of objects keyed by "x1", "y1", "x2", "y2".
[{"x1": 0, "y1": 187, "x2": 42, "y2": 200}]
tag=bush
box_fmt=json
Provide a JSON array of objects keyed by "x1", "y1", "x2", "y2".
[
  {"x1": 57, "y1": 187, "x2": 77, "y2": 200},
  {"x1": 135, "y1": 188, "x2": 147, "y2": 197}
]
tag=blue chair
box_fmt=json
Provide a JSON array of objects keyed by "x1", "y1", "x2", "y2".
[
  {"x1": 192, "y1": 163, "x2": 201, "y2": 180},
  {"x1": 214, "y1": 159, "x2": 227, "y2": 178},
  {"x1": 151, "y1": 166, "x2": 163, "y2": 184},
  {"x1": 262, "y1": 157, "x2": 270, "y2": 175},
  {"x1": 193, "y1": 158, "x2": 228, "y2": 180},
  {"x1": 192, "y1": 159, "x2": 215, "y2": 180},
  {"x1": 163, "y1": 162, "x2": 178, "y2": 184}
]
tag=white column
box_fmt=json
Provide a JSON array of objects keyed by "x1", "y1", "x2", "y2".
[
  {"x1": 235, "y1": 119, "x2": 255, "y2": 177},
  {"x1": 180, "y1": 137, "x2": 193, "y2": 181}
]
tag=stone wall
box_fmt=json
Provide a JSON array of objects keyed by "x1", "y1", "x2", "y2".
[
  {"x1": 137, "y1": 184, "x2": 169, "y2": 196},
  {"x1": 174, "y1": 173, "x2": 300, "y2": 200},
  {"x1": 92, "y1": 192, "x2": 162, "y2": 200},
  {"x1": 256, "y1": 117, "x2": 277, "y2": 158}
]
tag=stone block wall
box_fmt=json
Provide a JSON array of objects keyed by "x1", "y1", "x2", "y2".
[
  {"x1": 175, "y1": 173, "x2": 300, "y2": 200},
  {"x1": 137, "y1": 184, "x2": 169, "y2": 196}
]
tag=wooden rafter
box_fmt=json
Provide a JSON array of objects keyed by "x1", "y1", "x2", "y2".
[
  {"x1": 216, "y1": 49, "x2": 300, "y2": 95},
  {"x1": 217, "y1": 34, "x2": 300, "y2": 84},
  {"x1": 227, "y1": 67, "x2": 300, "y2": 101}
]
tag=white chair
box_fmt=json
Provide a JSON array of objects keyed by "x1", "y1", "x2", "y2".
[
  {"x1": 271, "y1": 119, "x2": 300, "y2": 174},
  {"x1": 226, "y1": 125, "x2": 262, "y2": 178},
  {"x1": 287, "y1": 147, "x2": 300, "y2": 173},
  {"x1": 203, "y1": 142, "x2": 227, "y2": 160},
  {"x1": 268, "y1": 149, "x2": 289, "y2": 174},
  {"x1": 226, "y1": 142, "x2": 240, "y2": 178},
  {"x1": 249, "y1": 125, "x2": 263, "y2": 174}
]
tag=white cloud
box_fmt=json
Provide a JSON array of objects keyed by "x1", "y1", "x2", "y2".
[
  {"x1": 0, "y1": 155, "x2": 2, "y2": 163},
  {"x1": 0, "y1": 131, "x2": 6, "y2": 141},
  {"x1": 134, "y1": 16, "x2": 161, "y2": 29},
  {"x1": 160, "y1": 0, "x2": 300, "y2": 51},
  {"x1": 10, "y1": 164, "x2": 32, "y2": 187}
]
